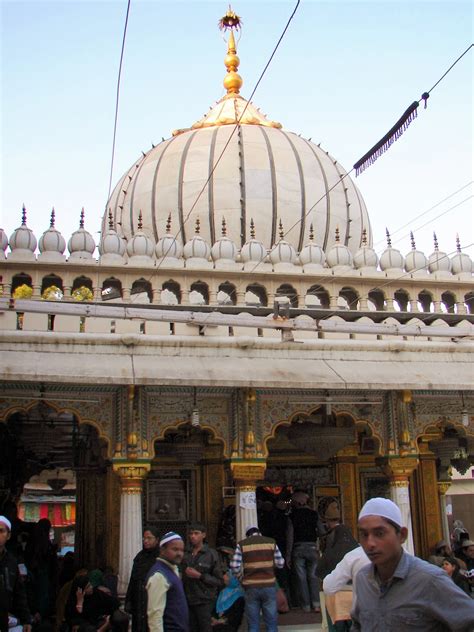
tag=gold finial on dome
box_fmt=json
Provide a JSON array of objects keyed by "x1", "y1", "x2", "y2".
[
  {"x1": 221, "y1": 216, "x2": 227, "y2": 237},
  {"x1": 221, "y1": 10, "x2": 243, "y2": 96},
  {"x1": 335, "y1": 226, "x2": 340, "y2": 243},
  {"x1": 195, "y1": 217, "x2": 201, "y2": 234},
  {"x1": 278, "y1": 219, "x2": 284, "y2": 240},
  {"x1": 250, "y1": 218, "x2": 256, "y2": 239},
  {"x1": 166, "y1": 213, "x2": 172, "y2": 234},
  {"x1": 309, "y1": 223, "x2": 314, "y2": 241}
]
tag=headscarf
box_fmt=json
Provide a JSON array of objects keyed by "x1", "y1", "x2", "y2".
[
  {"x1": 88, "y1": 569, "x2": 104, "y2": 588},
  {"x1": 215, "y1": 575, "x2": 244, "y2": 616}
]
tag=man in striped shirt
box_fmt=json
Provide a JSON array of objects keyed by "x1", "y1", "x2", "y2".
[{"x1": 229, "y1": 527, "x2": 284, "y2": 632}]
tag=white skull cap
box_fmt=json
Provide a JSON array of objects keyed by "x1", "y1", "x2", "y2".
[{"x1": 358, "y1": 497, "x2": 403, "y2": 528}]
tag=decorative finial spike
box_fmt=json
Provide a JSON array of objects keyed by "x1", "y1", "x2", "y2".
[
  {"x1": 362, "y1": 228, "x2": 367, "y2": 246},
  {"x1": 166, "y1": 213, "x2": 172, "y2": 234},
  {"x1": 221, "y1": 216, "x2": 227, "y2": 237},
  {"x1": 386, "y1": 228, "x2": 392, "y2": 247},
  {"x1": 195, "y1": 218, "x2": 201, "y2": 235},
  {"x1": 433, "y1": 231, "x2": 439, "y2": 251},
  {"x1": 50, "y1": 207, "x2": 55, "y2": 228},
  {"x1": 335, "y1": 226, "x2": 340, "y2": 243},
  {"x1": 410, "y1": 231, "x2": 416, "y2": 250},
  {"x1": 108, "y1": 209, "x2": 114, "y2": 230},
  {"x1": 456, "y1": 233, "x2": 461, "y2": 253},
  {"x1": 138, "y1": 211, "x2": 143, "y2": 230},
  {"x1": 79, "y1": 208, "x2": 85, "y2": 229},
  {"x1": 309, "y1": 223, "x2": 314, "y2": 241},
  {"x1": 21, "y1": 204, "x2": 27, "y2": 226},
  {"x1": 278, "y1": 219, "x2": 284, "y2": 240},
  {"x1": 219, "y1": 6, "x2": 243, "y2": 95},
  {"x1": 250, "y1": 218, "x2": 255, "y2": 239}
]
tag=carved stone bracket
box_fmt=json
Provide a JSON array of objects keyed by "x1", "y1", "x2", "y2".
[
  {"x1": 230, "y1": 459, "x2": 266, "y2": 487},
  {"x1": 437, "y1": 481, "x2": 451, "y2": 495},
  {"x1": 113, "y1": 461, "x2": 151, "y2": 494},
  {"x1": 378, "y1": 455, "x2": 419, "y2": 485}
]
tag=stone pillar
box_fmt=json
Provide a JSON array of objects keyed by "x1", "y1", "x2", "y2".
[
  {"x1": 335, "y1": 446, "x2": 359, "y2": 536},
  {"x1": 113, "y1": 462, "x2": 151, "y2": 595},
  {"x1": 381, "y1": 456, "x2": 418, "y2": 555},
  {"x1": 230, "y1": 461, "x2": 266, "y2": 541},
  {"x1": 438, "y1": 481, "x2": 451, "y2": 544}
]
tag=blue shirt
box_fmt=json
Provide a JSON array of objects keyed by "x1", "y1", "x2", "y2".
[{"x1": 352, "y1": 550, "x2": 474, "y2": 631}]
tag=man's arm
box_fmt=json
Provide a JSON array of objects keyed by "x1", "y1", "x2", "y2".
[
  {"x1": 323, "y1": 548, "x2": 367, "y2": 594},
  {"x1": 146, "y1": 572, "x2": 170, "y2": 632},
  {"x1": 229, "y1": 545, "x2": 242, "y2": 576},
  {"x1": 198, "y1": 551, "x2": 224, "y2": 589},
  {"x1": 274, "y1": 544, "x2": 285, "y2": 569},
  {"x1": 11, "y1": 565, "x2": 32, "y2": 627}
]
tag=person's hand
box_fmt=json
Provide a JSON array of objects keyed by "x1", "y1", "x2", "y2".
[
  {"x1": 76, "y1": 587, "x2": 85, "y2": 604},
  {"x1": 185, "y1": 567, "x2": 202, "y2": 579}
]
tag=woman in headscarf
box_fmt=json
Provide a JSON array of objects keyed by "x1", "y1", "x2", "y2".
[
  {"x1": 442, "y1": 556, "x2": 470, "y2": 594},
  {"x1": 125, "y1": 526, "x2": 160, "y2": 632},
  {"x1": 211, "y1": 572, "x2": 244, "y2": 632}
]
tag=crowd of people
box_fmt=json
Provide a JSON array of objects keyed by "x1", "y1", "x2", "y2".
[{"x1": 2, "y1": 492, "x2": 474, "y2": 632}]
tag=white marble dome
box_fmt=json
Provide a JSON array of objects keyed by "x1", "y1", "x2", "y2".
[
  {"x1": 0, "y1": 227, "x2": 9, "y2": 259},
  {"x1": 211, "y1": 219, "x2": 237, "y2": 262},
  {"x1": 99, "y1": 211, "x2": 126, "y2": 264},
  {"x1": 451, "y1": 237, "x2": 473, "y2": 275},
  {"x1": 68, "y1": 210, "x2": 96, "y2": 260},
  {"x1": 428, "y1": 234, "x2": 451, "y2": 274},
  {"x1": 183, "y1": 220, "x2": 211, "y2": 261},
  {"x1": 38, "y1": 210, "x2": 66, "y2": 261},
  {"x1": 270, "y1": 222, "x2": 297, "y2": 265},
  {"x1": 102, "y1": 32, "x2": 371, "y2": 259},
  {"x1": 326, "y1": 229, "x2": 353, "y2": 269},
  {"x1": 405, "y1": 233, "x2": 428, "y2": 273},
  {"x1": 9, "y1": 207, "x2": 37, "y2": 261},
  {"x1": 354, "y1": 231, "x2": 378, "y2": 269},
  {"x1": 379, "y1": 230, "x2": 404, "y2": 271}
]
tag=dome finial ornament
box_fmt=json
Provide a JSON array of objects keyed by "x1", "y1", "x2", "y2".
[
  {"x1": 195, "y1": 217, "x2": 201, "y2": 235},
  {"x1": 221, "y1": 216, "x2": 227, "y2": 237},
  {"x1": 335, "y1": 226, "x2": 340, "y2": 243},
  {"x1": 410, "y1": 231, "x2": 416, "y2": 250},
  {"x1": 220, "y1": 6, "x2": 243, "y2": 96},
  {"x1": 50, "y1": 207, "x2": 56, "y2": 228},
  {"x1": 309, "y1": 223, "x2": 314, "y2": 241},
  {"x1": 250, "y1": 218, "x2": 256, "y2": 239},
  {"x1": 21, "y1": 204, "x2": 27, "y2": 226},
  {"x1": 108, "y1": 209, "x2": 114, "y2": 230},
  {"x1": 166, "y1": 213, "x2": 172, "y2": 234},
  {"x1": 386, "y1": 227, "x2": 392, "y2": 247},
  {"x1": 433, "y1": 231, "x2": 439, "y2": 251},
  {"x1": 456, "y1": 233, "x2": 462, "y2": 253},
  {"x1": 362, "y1": 228, "x2": 367, "y2": 246},
  {"x1": 278, "y1": 219, "x2": 284, "y2": 240},
  {"x1": 79, "y1": 208, "x2": 85, "y2": 229},
  {"x1": 138, "y1": 211, "x2": 143, "y2": 230}
]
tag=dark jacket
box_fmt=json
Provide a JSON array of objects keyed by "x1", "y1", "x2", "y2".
[
  {"x1": 182, "y1": 544, "x2": 223, "y2": 605},
  {"x1": 125, "y1": 546, "x2": 159, "y2": 632},
  {"x1": 65, "y1": 581, "x2": 121, "y2": 628},
  {"x1": 0, "y1": 548, "x2": 32, "y2": 631}
]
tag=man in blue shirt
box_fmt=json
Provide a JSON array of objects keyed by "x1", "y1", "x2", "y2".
[{"x1": 352, "y1": 497, "x2": 474, "y2": 631}]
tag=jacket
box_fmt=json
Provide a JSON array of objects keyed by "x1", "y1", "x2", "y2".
[
  {"x1": 0, "y1": 549, "x2": 32, "y2": 631},
  {"x1": 182, "y1": 545, "x2": 223, "y2": 605}
]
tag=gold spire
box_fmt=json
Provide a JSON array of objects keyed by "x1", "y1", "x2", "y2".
[{"x1": 223, "y1": 28, "x2": 243, "y2": 95}]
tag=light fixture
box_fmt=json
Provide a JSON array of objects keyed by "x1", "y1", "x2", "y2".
[
  {"x1": 191, "y1": 387, "x2": 200, "y2": 427},
  {"x1": 461, "y1": 391, "x2": 469, "y2": 427}
]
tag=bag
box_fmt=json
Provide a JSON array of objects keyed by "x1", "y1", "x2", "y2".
[{"x1": 276, "y1": 587, "x2": 290, "y2": 613}]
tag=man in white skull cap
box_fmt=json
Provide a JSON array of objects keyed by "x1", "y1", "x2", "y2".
[{"x1": 352, "y1": 497, "x2": 474, "y2": 631}]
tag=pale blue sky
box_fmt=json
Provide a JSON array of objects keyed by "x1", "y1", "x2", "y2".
[{"x1": 1, "y1": 0, "x2": 473, "y2": 257}]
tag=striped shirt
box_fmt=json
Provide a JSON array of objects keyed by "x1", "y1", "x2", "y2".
[{"x1": 230, "y1": 535, "x2": 284, "y2": 588}]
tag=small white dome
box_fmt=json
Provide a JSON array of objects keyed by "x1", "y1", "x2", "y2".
[
  {"x1": 211, "y1": 219, "x2": 237, "y2": 262},
  {"x1": 99, "y1": 211, "x2": 126, "y2": 265},
  {"x1": 0, "y1": 227, "x2": 8, "y2": 259},
  {"x1": 68, "y1": 210, "x2": 96, "y2": 260},
  {"x1": 379, "y1": 230, "x2": 404, "y2": 271},
  {"x1": 326, "y1": 229, "x2": 353, "y2": 269},
  {"x1": 154, "y1": 213, "x2": 183, "y2": 260},
  {"x1": 428, "y1": 234, "x2": 451, "y2": 274},
  {"x1": 353, "y1": 230, "x2": 378, "y2": 269},
  {"x1": 126, "y1": 213, "x2": 155, "y2": 266},
  {"x1": 298, "y1": 225, "x2": 326, "y2": 267},
  {"x1": 451, "y1": 237, "x2": 472, "y2": 275},
  {"x1": 8, "y1": 206, "x2": 37, "y2": 261},
  {"x1": 38, "y1": 209, "x2": 66, "y2": 261},
  {"x1": 269, "y1": 221, "x2": 297, "y2": 265},
  {"x1": 183, "y1": 219, "x2": 211, "y2": 260},
  {"x1": 405, "y1": 233, "x2": 427, "y2": 273},
  {"x1": 241, "y1": 220, "x2": 266, "y2": 264}
]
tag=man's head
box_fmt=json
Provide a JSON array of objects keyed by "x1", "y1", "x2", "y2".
[
  {"x1": 188, "y1": 522, "x2": 207, "y2": 548},
  {"x1": 461, "y1": 539, "x2": 474, "y2": 559},
  {"x1": 357, "y1": 498, "x2": 408, "y2": 572},
  {"x1": 245, "y1": 526, "x2": 260, "y2": 537},
  {"x1": 0, "y1": 516, "x2": 11, "y2": 551},
  {"x1": 292, "y1": 491, "x2": 309, "y2": 508},
  {"x1": 159, "y1": 531, "x2": 185, "y2": 565}
]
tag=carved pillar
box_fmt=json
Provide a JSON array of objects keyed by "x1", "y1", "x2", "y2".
[
  {"x1": 381, "y1": 456, "x2": 418, "y2": 554},
  {"x1": 437, "y1": 481, "x2": 451, "y2": 544},
  {"x1": 113, "y1": 462, "x2": 151, "y2": 595},
  {"x1": 335, "y1": 446, "x2": 359, "y2": 536},
  {"x1": 417, "y1": 445, "x2": 443, "y2": 556},
  {"x1": 230, "y1": 460, "x2": 266, "y2": 541},
  {"x1": 75, "y1": 466, "x2": 107, "y2": 570}
]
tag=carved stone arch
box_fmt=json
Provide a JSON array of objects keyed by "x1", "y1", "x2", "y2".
[
  {"x1": 353, "y1": 418, "x2": 384, "y2": 456},
  {"x1": 151, "y1": 419, "x2": 227, "y2": 460},
  {"x1": 11, "y1": 272, "x2": 33, "y2": 295},
  {"x1": 441, "y1": 290, "x2": 457, "y2": 314},
  {"x1": 418, "y1": 288, "x2": 434, "y2": 313},
  {"x1": 338, "y1": 286, "x2": 360, "y2": 311},
  {"x1": 393, "y1": 288, "x2": 411, "y2": 312}
]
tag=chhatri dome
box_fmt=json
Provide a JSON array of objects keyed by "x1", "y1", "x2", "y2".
[{"x1": 102, "y1": 8, "x2": 371, "y2": 256}]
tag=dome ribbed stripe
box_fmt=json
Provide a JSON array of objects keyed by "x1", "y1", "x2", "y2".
[
  {"x1": 208, "y1": 128, "x2": 219, "y2": 244},
  {"x1": 352, "y1": 181, "x2": 370, "y2": 247},
  {"x1": 301, "y1": 138, "x2": 331, "y2": 250},
  {"x1": 281, "y1": 131, "x2": 307, "y2": 252},
  {"x1": 330, "y1": 159, "x2": 351, "y2": 246},
  {"x1": 129, "y1": 153, "x2": 150, "y2": 235},
  {"x1": 177, "y1": 130, "x2": 198, "y2": 244},
  {"x1": 151, "y1": 138, "x2": 175, "y2": 241},
  {"x1": 258, "y1": 127, "x2": 278, "y2": 247},
  {"x1": 238, "y1": 126, "x2": 247, "y2": 246}
]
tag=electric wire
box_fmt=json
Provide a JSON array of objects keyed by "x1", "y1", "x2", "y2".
[{"x1": 107, "y1": 0, "x2": 132, "y2": 202}]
